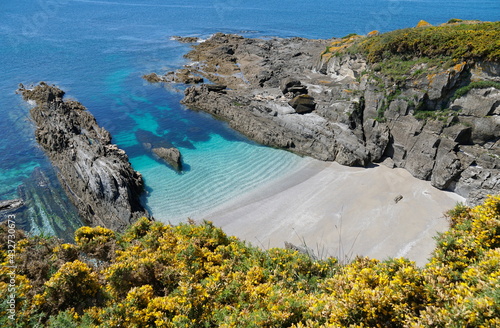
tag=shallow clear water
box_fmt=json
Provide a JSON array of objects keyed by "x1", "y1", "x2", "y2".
[{"x1": 0, "y1": 0, "x2": 498, "y2": 232}]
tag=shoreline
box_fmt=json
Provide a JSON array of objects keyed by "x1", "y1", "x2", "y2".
[{"x1": 195, "y1": 159, "x2": 465, "y2": 266}]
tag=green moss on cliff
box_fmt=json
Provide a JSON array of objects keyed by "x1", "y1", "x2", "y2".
[{"x1": 451, "y1": 80, "x2": 500, "y2": 101}]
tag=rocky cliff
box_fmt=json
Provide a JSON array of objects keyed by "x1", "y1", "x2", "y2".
[
  {"x1": 148, "y1": 22, "x2": 499, "y2": 205},
  {"x1": 18, "y1": 83, "x2": 148, "y2": 231}
]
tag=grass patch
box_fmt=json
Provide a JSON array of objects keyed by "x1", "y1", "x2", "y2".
[
  {"x1": 376, "y1": 88, "x2": 403, "y2": 121},
  {"x1": 451, "y1": 80, "x2": 500, "y2": 101},
  {"x1": 414, "y1": 108, "x2": 459, "y2": 121},
  {"x1": 342, "y1": 33, "x2": 359, "y2": 39},
  {"x1": 447, "y1": 18, "x2": 464, "y2": 24}
]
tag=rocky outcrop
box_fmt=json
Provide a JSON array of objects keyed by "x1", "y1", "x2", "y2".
[
  {"x1": 135, "y1": 129, "x2": 184, "y2": 172},
  {"x1": 151, "y1": 33, "x2": 499, "y2": 205},
  {"x1": 288, "y1": 95, "x2": 316, "y2": 114},
  {"x1": 143, "y1": 69, "x2": 203, "y2": 84},
  {"x1": 171, "y1": 36, "x2": 202, "y2": 43},
  {"x1": 0, "y1": 199, "x2": 24, "y2": 212},
  {"x1": 152, "y1": 147, "x2": 182, "y2": 172},
  {"x1": 18, "y1": 82, "x2": 148, "y2": 231},
  {"x1": 179, "y1": 34, "x2": 369, "y2": 166}
]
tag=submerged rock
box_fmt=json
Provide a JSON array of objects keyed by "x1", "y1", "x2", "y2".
[
  {"x1": 288, "y1": 94, "x2": 316, "y2": 114},
  {"x1": 18, "y1": 83, "x2": 149, "y2": 231},
  {"x1": 171, "y1": 35, "x2": 201, "y2": 43},
  {"x1": 143, "y1": 72, "x2": 165, "y2": 83},
  {"x1": 143, "y1": 69, "x2": 204, "y2": 84},
  {"x1": 135, "y1": 129, "x2": 184, "y2": 172},
  {"x1": 16, "y1": 167, "x2": 84, "y2": 242}
]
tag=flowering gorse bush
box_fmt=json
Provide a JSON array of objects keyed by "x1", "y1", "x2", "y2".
[{"x1": 0, "y1": 196, "x2": 498, "y2": 327}]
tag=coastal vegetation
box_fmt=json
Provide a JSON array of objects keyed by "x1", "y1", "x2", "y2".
[
  {"x1": 363, "y1": 21, "x2": 499, "y2": 62},
  {"x1": 324, "y1": 20, "x2": 500, "y2": 81},
  {"x1": 320, "y1": 20, "x2": 500, "y2": 127},
  {"x1": 351, "y1": 21, "x2": 499, "y2": 64},
  {"x1": 451, "y1": 80, "x2": 500, "y2": 101},
  {"x1": 1, "y1": 196, "x2": 499, "y2": 327}
]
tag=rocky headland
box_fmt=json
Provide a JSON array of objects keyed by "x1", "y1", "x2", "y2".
[
  {"x1": 147, "y1": 21, "x2": 500, "y2": 205},
  {"x1": 18, "y1": 83, "x2": 149, "y2": 231}
]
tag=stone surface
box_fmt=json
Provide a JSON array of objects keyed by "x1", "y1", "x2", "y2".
[
  {"x1": 171, "y1": 36, "x2": 201, "y2": 43},
  {"x1": 150, "y1": 34, "x2": 499, "y2": 205},
  {"x1": 143, "y1": 69, "x2": 204, "y2": 84},
  {"x1": 404, "y1": 132, "x2": 440, "y2": 180},
  {"x1": 431, "y1": 139, "x2": 462, "y2": 189},
  {"x1": 454, "y1": 167, "x2": 500, "y2": 206},
  {"x1": 451, "y1": 87, "x2": 500, "y2": 117},
  {"x1": 152, "y1": 147, "x2": 182, "y2": 172},
  {"x1": 19, "y1": 83, "x2": 148, "y2": 231},
  {"x1": 288, "y1": 94, "x2": 316, "y2": 114},
  {"x1": 142, "y1": 72, "x2": 165, "y2": 83},
  {"x1": 280, "y1": 78, "x2": 307, "y2": 96}
]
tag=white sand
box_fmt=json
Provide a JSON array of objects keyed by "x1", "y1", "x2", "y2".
[{"x1": 193, "y1": 158, "x2": 465, "y2": 266}]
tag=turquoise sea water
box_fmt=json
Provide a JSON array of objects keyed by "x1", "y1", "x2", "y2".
[{"x1": 0, "y1": 0, "x2": 498, "y2": 234}]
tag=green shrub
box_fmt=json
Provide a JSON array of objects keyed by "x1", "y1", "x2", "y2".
[
  {"x1": 1, "y1": 196, "x2": 499, "y2": 327},
  {"x1": 357, "y1": 21, "x2": 500, "y2": 63}
]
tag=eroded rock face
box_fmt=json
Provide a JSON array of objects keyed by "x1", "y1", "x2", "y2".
[
  {"x1": 19, "y1": 83, "x2": 148, "y2": 231},
  {"x1": 150, "y1": 34, "x2": 499, "y2": 205},
  {"x1": 451, "y1": 87, "x2": 500, "y2": 117}
]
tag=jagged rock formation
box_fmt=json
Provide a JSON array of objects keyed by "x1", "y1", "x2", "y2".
[
  {"x1": 18, "y1": 82, "x2": 148, "y2": 231},
  {"x1": 148, "y1": 28, "x2": 499, "y2": 205}
]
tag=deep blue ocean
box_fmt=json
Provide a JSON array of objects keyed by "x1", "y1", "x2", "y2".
[{"x1": 0, "y1": 0, "x2": 498, "y2": 235}]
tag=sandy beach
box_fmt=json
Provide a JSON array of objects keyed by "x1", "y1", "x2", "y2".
[{"x1": 195, "y1": 158, "x2": 465, "y2": 266}]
